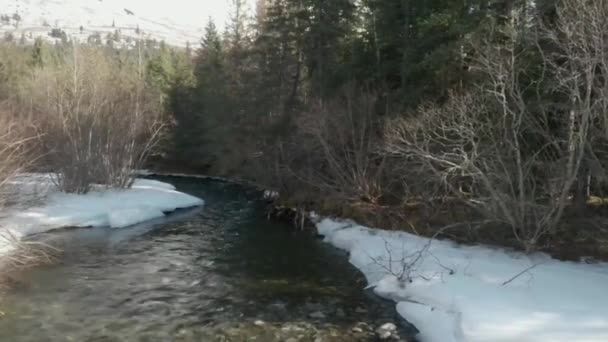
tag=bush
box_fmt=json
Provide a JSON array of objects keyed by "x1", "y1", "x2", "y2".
[
  {"x1": 279, "y1": 87, "x2": 391, "y2": 204},
  {"x1": 23, "y1": 47, "x2": 166, "y2": 193},
  {"x1": 0, "y1": 113, "x2": 30, "y2": 203},
  {"x1": 385, "y1": 85, "x2": 583, "y2": 252}
]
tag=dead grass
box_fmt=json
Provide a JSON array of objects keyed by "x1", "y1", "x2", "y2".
[{"x1": 0, "y1": 231, "x2": 60, "y2": 291}]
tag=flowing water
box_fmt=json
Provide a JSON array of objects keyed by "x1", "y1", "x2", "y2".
[{"x1": 0, "y1": 177, "x2": 414, "y2": 342}]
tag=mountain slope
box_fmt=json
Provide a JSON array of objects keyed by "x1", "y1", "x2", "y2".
[{"x1": 0, "y1": 0, "x2": 206, "y2": 47}]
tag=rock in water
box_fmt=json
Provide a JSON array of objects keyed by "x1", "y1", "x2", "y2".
[
  {"x1": 376, "y1": 323, "x2": 398, "y2": 340},
  {"x1": 254, "y1": 320, "x2": 266, "y2": 327}
]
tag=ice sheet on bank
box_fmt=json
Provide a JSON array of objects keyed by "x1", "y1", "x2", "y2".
[
  {"x1": 0, "y1": 177, "x2": 204, "y2": 239},
  {"x1": 316, "y1": 218, "x2": 608, "y2": 342}
]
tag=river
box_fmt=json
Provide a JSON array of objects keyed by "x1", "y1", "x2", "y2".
[{"x1": 0, "y1": 176, "x2": 415, "y2": 342}]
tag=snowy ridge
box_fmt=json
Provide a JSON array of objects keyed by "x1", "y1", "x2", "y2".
[
  {"x1": 316, "y1": 218, "x2": 608, "y2": 342},
  {"x1": 0, "y1": 0, "x2": 205, "y2": 46}
]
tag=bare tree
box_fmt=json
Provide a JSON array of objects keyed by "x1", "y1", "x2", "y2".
[
  {"x1": 0, "y1": 113, "x2": 33, "y2": 203},
  {"x1": 545, "y1": 0, "x2": 608, "y2": 211},
  {"x1": 385, "y1": 10, "x2": 597, "y2": 251},
  {"x1": 24, "y1": 46, "x2": 167, "y2": 193},
  {"x1": 291, "y1": 88, "x2": 388, "y2": 205}
]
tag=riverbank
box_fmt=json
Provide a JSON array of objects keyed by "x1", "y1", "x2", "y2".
[
  {"x1": 135, "y1": 171, "x2": 608, "y2": 341},
  {"x1": 315, "y1": 216, "x2": 608, "y2": 342},
  {"x1": 0, "y1": 174, "x2": 204, "y2": 263},
  {"x1": 0, "y1": 176, "x2": 415, "y2": 342}
]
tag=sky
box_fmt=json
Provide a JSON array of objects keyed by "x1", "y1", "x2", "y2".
[{"x1": 103, "y1": 0, "x2": 257, "y2": 29}]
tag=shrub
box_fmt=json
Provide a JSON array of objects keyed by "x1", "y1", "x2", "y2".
[
  {"x1": 24, "y1": 47, "x2": 166, "y2": 193},
  {"x1": 0, "y1": 112, "x2": 32, "y2": 203},
  {"x1": 284, "y1": 87, "x2": 390, "y2": 204}
]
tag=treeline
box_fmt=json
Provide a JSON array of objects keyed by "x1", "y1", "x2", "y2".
[
  {"x1": 2, "y1": 0, "x2": 607, "y2": 257},
  {"x1": 0, "y1": 38, "x2": 190, "y2": 194},
  {"x1": 170, "y1": 0, "x2": 608, "y2": 257}
]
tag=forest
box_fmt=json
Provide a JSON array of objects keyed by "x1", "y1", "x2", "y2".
[{"x1": 2, "y1": 0, "x2": 608, "y2": 260}]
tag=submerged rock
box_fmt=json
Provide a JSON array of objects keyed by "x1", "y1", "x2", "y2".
[
  {"x1": 355, "y1": 307, "x2": 367, "y2": 314},
  {"x1": 309, "y1": 311, "x2": 326, "y2": 319}
]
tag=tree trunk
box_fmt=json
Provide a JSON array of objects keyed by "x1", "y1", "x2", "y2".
[{"x1": 573, "y1": 161, "x2": 589, "y2": 215}]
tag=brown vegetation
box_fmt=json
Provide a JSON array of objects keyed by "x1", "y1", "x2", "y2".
[
  {"x1": 0, "y1": 41, "x2": 175, "y2": 283},
  {"x1": 0, "y1": 232, "x2": 59, "y2": 291},
  {"x1": 21, "y1": 47, "x2": 167, "y2": 193},
  {"x1": 0, "y1": 114, "x2": 29, "y2": 200},
  {"x1": 0, "y1": 110, "x2": 54, "y2": 290},
  {"x1": 247, "y1": 0, "x2": 608, "y2": 259}
]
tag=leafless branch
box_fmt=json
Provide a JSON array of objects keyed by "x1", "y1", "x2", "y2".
[{"x1": 502, "y1": 262, "x2": 542, "y2": 286}]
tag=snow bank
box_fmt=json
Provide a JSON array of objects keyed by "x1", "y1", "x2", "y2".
[
  {"x1": 0, "y1": 177, "x2": 204, "y2": 242},
  {"x1": 316, "y1": 218, "x2": 608, "y2": 342}
]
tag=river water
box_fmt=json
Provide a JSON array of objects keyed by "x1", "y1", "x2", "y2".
[{"x1": 0, "y1": 177, "x2": 414, "y2": 342}]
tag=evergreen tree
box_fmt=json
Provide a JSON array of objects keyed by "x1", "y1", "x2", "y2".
[
  {"x1": 31, "y1": 37, "x2": 47, "y2": 67},
  {"x1": 253, "y1": 0, "x2": 306, "y2": 115},
  {"x1": 146, "y1": 42, "x2": 174, "y2": 101},
  {"x1": 170, "y1": 19, "x2": 233, "y2": 169},
  {"x1": 3, "y1": 32, "x2": 14, "y2": 43},
  {"x1": 226, "y1": 0, "x2": 251, "y2": 49},
  {"x1": 302, "y1": 0, "x2": 356, "y2": 98}
]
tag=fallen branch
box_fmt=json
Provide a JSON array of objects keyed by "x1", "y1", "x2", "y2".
[{"x1": 502, "y1": 262, "x2": 542, "y2": 286}]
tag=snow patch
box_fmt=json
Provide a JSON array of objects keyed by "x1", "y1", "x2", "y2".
[
  {"x1": 316, "y1": 218, "x2": 608, "y2": 342},
  {"x1": 0, "y1": 176, "x2": 204, "y2": 243}
]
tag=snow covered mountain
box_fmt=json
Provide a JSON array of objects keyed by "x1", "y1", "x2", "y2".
[{"x1": 0, "y1": 0, "x2": 210, "y2": 47}]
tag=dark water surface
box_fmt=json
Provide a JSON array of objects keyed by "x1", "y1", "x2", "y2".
[{"x1": 0, "y1": 177, "x2": 412, "y2": 341}]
